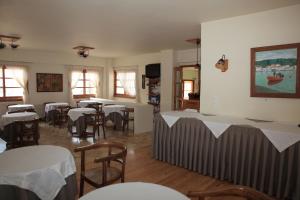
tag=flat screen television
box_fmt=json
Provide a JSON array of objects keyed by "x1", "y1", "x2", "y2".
[{"x1": 145, "y1": 63, "x2": 160, "y2": 78}]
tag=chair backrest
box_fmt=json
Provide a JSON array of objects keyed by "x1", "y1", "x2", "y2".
[
  {"x1": 56, "y1": 105, "x2": 71, "y2": 113},
  {"x1": 74, "y1": 142, "x2": 127, "y2": 177},
  {"x1": 122, "y1": 107, "x2": 134, "y2": 119},
  {"x1": 87, "y1": 103, "x2": 103, "y2": 112},
  {"x1": 44, "y1": 102, "x2": 55, "y2": 107},
  {"x1": 16, "y1": 119, "x2": 39, "y2": 146},
  {"x1": 187, "y1": 186, "x2": 275, "y2": 200}
]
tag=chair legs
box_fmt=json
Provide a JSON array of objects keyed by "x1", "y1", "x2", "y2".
[
  {"x1": 102, "y1": 125, "x2": 106, "y2": 139},
  {"x1": 79, "y1": 176, "x2": 84, "y2": 197}
]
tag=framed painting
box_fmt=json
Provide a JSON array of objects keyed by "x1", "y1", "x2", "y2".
[
  {"x1": 36, "y1": 73, "x2": 63, "y2": 92},
  {"x1": 251, "y1": 43, "x2": 300, "y2": 98}
]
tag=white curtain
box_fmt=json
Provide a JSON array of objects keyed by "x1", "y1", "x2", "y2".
[
  {"x1": 6, "y1": 66, "x2": 28, "y2": 103},
  {"x1": 117, "y1": 71, "x2": 136, "y2": 96},
  {"x1": 86, "y1": 70, "x2": 100, "y2": 97},
  {"x1": 68, "y1": 69, "x2": 101, "y2": 105}
]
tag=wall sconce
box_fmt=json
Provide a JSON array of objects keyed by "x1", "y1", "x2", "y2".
[{"x1": 215, "y1": 55, "x2": 228, "y2": 72}]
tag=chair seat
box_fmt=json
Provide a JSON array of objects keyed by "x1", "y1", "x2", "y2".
[{"x1": 83, "y1": 166, "x2": 122, "y2": 185}]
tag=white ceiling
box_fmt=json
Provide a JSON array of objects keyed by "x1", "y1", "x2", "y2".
[{"x1": 0, "y1": 0, "x2": 299, "y2": 57}]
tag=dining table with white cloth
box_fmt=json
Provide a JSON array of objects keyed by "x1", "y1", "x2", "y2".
[
  {"x1": 45, "y1": 102, "x2": 69, "y2": 113},
  {"x1": 45, "y1": 102, "x2": 69, "y2": 122},
  {"x1": 67, "y1": 107, "x2": 96, "y2": 136},
  {"x1": 79, "y1": 182, "x2": 189, "y2": 200},
  {"x1": 0, "y1": 112, "x2": 39, "y2": 129},
  {"x1": 7, "y1": 104, "x2": 35, "y2": 113},
  {"x1": 102, "y1": 105, "x2": 126, "y2": 130},
  {"x1": 0, "y1": 145, "x2": 77, "y2": 200},
  {"x1": 78, "y1": 100, "x2": 101, "y2": 108},
  {"x1": 154, "y1": 111, "x2": 300, "y2": 200}
]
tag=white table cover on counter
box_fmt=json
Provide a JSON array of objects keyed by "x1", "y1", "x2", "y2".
[
  {"x1": 160, "y1": 111, "x2": 300, "y2": 152},
  {"x1": 102, "y1": 105, "x2": 125, "y2": 117},
  {"x1": 67, "y1": 108, "x2": 96, "y2": 121},
  {"x1": 0, "y1": 112, "x2": 39, "y2": 128},
  {"x1": 7, "y1": 104, "x2": 35, "y2": 113},
  {"x1": 78, "y1": 100, "x2": 100, "y2": 108},
  {"x1": 0, "y1": 138, "x2": 6, "y2": 153},
  {"x1": 45, "y1": 102, "x2": 69, "y2": 113},
  {"x1": 0, "y1": 145, "x2": 76, "y2": 200},
  {"x1": 79, "y1": 182, "x2": 189, "y2": 200}
]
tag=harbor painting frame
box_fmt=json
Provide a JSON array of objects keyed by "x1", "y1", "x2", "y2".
[{"x1": 251, "y1": 43, "x2": 300, "y2": 98}]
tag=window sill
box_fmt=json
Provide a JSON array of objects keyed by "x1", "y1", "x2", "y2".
[
  {"x1": 73, "y1": 94, "x2": 96, "y2": 99},
  {"x1": 113, "y1": 94, "x2": 136, "y2": 99},
  {"x1": 0, "y1": 97, "x2": 23, "y2": 102}
]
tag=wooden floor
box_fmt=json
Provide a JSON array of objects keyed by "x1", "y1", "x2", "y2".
[{"x1": 38, "y1": 122, "x2": 268, "y2": 199}]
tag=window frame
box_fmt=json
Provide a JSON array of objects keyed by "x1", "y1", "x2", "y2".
[
  {"x1": 182, "y1": 79, "x2": 194, "y2": 100},
  {"x1": 72, "y1": 69, "x2": 96, "y2": 99},
  {"x1": 113, "y1": 70, "x2": 136, "y2": 99},
  {"x1": 0, "y1": 65, "x2": 23, "y2": 102}
]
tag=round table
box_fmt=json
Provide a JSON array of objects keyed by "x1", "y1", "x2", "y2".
[
  {"x1": 7, "y1": 104, "x2": 35, "y2": 113},
  {"x1": 67, "y1": 107, "x2": 96, "y2": 121},
  {"x1": 45, "y1": 102, "x2": 69, "y2": 113},
  {"x1": 0, "y1": 145, "x2": 77, "y2": 200},
  {"x1": 79, "y1": 182, "x2": 189, "y2": 200},
  {"x1": 78, "y1": 100, "x2": 101, "y2": 108},
  {"x1": 1, "y1": 112, "x2": 39, "y2": 128},
  {"x1": 102, "y1": 105, "x2": 126, "y2": 116}
]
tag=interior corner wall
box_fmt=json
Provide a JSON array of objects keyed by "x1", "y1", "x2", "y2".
[
  {"x1": 200, "y1": 4, "x2": 300, "y2": 122},
  {"x1": 160, "y1": 49, "x2": 174, "y2": 111}
]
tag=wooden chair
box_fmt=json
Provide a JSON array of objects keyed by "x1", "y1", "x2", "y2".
[
  {"x1": 15, "y1": 119, "x2": 39, "y2": 147},
  {"x1": 43, "y1": 101, "x2": 55, "y2": 121},
  {"x1": 187, "y1": 185, "x2": 275, "y2": 200},
  {"x1": 122, "y1": 108, "x2": 134, "y2": 133},
  {"x1": 87, "y1": 103, "x2": 106, "y2": 139},
  {"x1": 74, "y1": 142, "x2": 127, "y2": 197},
  {"x1": 54, "y1": 105, "x2": 71, "y2": 127},
  {"x1": 82, "y1": 113, "x2": 98, "y2": 139}
]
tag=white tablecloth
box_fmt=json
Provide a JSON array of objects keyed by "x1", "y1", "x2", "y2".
[
  {"x1": 67, "y1": 108, "x2": 96, "y2": 121},
  {"x1": 102, "y1": 105, "x2": 125, "y2": 117},
  {"x1": 0, "y1": 145, "x2": 76, "y2": 200},
  {"x1": 7, "y1": 104, "x2": 35, "y2": 113},
  {"x1": 0, "y1": 112, "x2": 39, "y2": 128},
  {"x1": 45, "y1": 102, "x2": 69, "y2": 113},
  {"x1": 79, "y1": 182, "x2": 189, "y2": 200},
  {"x1": 0, "y1": 138, "x2": 6, "y2": 153},
  {"x1": 160, "y1": 111, "x2": 300, "y2": 152},
  {"x1": 78, "y1": 100, "x2": 100, "y2": 108}
]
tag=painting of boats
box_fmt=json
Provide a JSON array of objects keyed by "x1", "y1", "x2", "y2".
[{"x1": 251, "y1": 43, "x2": 300, "y2": 98}]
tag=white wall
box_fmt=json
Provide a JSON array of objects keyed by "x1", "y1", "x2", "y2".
[
  {"x1": 201, "y1": 4, "x2": 300, "y2": 123},
  {"x1": 160, "y1": 49, "x2": 175, "y2": 111},
  {"x1": 0, "y1": 49, "x2": 107, "y2": 115}
]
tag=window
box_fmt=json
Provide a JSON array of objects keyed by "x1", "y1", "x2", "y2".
[
  {"x1": 114, "y1": 70, "x2": 136, "y2": 98},
  {"x1": 0, "y1": 65, "x2": 24, "y2": 102},
  {"x1": 71, "y1": 69, "x2": 97, "y2": 99},
  {"x1": 183, "y1": 80, "x2": 194, "y2": 100}
]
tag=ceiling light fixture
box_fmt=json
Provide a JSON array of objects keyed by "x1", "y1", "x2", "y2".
[
  {"x1": 186, "y1": 38, "x2": 201, "y2": 69},
  {"x1": 0, "y1": 39, "x2": 6, "y2": 49},
  {"x1": 73, "y1": 46, "x2": 94, "y2": 58},
  {"x1": 0, "y1": 35, "x2": 21, "y2": 49}
]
